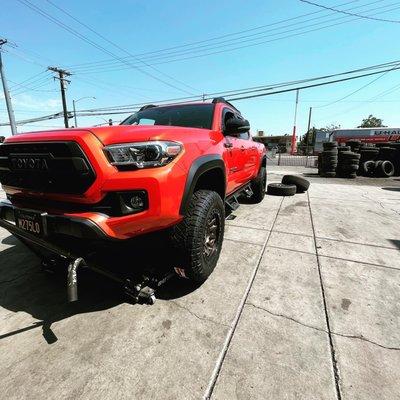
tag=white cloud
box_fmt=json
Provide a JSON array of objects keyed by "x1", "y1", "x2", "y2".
[{"x1": 10, "y1": 94, "x2": 61, "y2": 111}]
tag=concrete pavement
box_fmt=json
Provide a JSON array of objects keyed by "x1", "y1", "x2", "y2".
[{"x1": 0, "y1": 167, "x2": 399, "y2": 399}]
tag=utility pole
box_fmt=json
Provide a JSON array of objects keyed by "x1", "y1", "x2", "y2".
[
  {"x1": 0, "y1": 39, "x2": 17, "y2": 135},
  {"x1": 48, "y1": 66, "x2": 71, "y2": 128},
  {"x1": 306, "y1": 106, "x2": 313, "y2": 155},
  {"x1": 290, "y1": 89, "x2": 299, "y2": 155}
]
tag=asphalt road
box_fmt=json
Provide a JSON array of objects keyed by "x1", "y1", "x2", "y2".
[{"x1": 0, "y1": 167, "x2": 399, "y2": 399}]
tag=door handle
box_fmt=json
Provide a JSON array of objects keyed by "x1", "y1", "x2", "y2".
[
  {"x1": 240, "y1": 146, "x2": 245, "y2": 151},
  {"x1": 224, "y1": 142, "x2": 233, "y2": 148}
]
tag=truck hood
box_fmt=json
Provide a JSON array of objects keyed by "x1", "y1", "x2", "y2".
[
  {"x1": 6, "y1": 125, "x2": 209, "y2": 146},
  {"x1": 87, "y1": 125, "x2": 207, "y2": 145}
]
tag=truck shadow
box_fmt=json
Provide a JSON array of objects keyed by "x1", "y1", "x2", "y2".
[{"x1": 0, "y1": 232, "x2": 200, "y2": 344}]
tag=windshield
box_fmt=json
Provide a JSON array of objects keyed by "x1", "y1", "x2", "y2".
[{"x1": 121, "y1": 104, "x2": 214, "y2": 130}]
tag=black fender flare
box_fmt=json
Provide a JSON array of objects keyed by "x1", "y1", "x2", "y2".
[
  {"x1": 261, "y1": 154, "x2": 267, "y2": 169},
  {"x1": 179, "y1": 154, "x2": 226, "y2": 215}
]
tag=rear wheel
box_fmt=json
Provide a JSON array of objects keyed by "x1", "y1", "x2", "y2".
[
  {"x1": 170, "y1": 190, "x2": 225, "y2": 282},
  {"x1": 248, "y1": 166, "x2": 266, "y2": 203}
]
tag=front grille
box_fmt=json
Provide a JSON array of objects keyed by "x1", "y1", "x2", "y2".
[{"x1": 0, "y1": 141, "x2": 96, "y2": 194}]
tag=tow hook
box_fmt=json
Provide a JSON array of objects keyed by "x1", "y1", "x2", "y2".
[{"x1": 67, "y1": 257, "x2": 85, "y2": 302}]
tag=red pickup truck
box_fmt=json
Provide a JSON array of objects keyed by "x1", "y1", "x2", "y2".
[{"x1": 0, "y1": 98, "x2": 266, "y2": 283}]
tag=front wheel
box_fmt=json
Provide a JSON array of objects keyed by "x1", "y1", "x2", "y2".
[{"x1": 170, "y1": 190, "x2": 225, "y2": 282}]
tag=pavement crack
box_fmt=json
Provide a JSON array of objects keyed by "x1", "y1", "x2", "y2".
[
  {"x1": 245, "y1": 302, "x2": 326, "y2": 333},
  {"x1": 169, "y1": 300, "x2": 229, "y2": 328},
  {"x1": 362, "y1": 193, "x2": 400, "y2": 216},
  {"x1": 204, "y1": 198, "x2": 285, "y2": 399},
  {"x1": 332, "y1": 332, "x2": 400, "y2": 351},
  {"x1": 245, "y1": 303, "x2": 400, "y2": 351},
  {"x1": 308, "y1": 191, "x2": 342, "y2": 400}
]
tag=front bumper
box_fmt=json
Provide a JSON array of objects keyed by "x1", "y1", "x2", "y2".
[{"x1": 0, "y1": 200, "x2": 112, "y2": 241}]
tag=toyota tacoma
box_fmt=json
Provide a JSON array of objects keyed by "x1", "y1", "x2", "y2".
[{"x1": 0, "y1": 98, "x2": 266, "y2": 283}]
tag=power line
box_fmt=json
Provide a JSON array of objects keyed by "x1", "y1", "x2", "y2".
[
  {"x1": 316, "y1": 81, "x2": 400, "y2": 123},
  {"x1": 44, "y1": 0, "x2": 198, "y2": 94},
  {"x1": 73, "y1": 3, "x2": 400, "y2": 74},
  {"x1": 314, "y1": 61, "x2": 400, "y2": 108},
  {"x1": 3, "y1": 60, "x2": 400, "y2": 127},
  {"x1": 74, "y1": 59, "x2": 400, "y2": 113},
  {"x1": 225, "y1": 66, "x2": 400, "y2": 101},
  {"x1": 300, "y1": 0, "x2": 400, "y2": 22},
  {"x1": 68, "y1": 1, "x2": 399, "y2": 74},
  {"x1": 16, "y1": 0, "x2": 197, "y2": 95},
  {"x1": 9, "y1": 71, "x2": 48, "y2": 89},
  {"x1": 68, "y1": 0, "x2": 358, "y2": 70},
  {"x1": 9, "y1": 75, "x2": 55, "y2": 95}
]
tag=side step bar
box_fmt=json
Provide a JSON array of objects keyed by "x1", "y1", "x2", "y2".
[{"x1": 225, "y1": 183, "x2": 253, "y2": 213}]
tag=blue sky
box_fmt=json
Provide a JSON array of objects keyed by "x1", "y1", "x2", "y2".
[{"x1": 1, "y1": 0, "x2": 400, "y2": 137}]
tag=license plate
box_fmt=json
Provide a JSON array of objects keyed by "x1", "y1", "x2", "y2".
[{"x1": 14, "y1": 209, "x2": 47, "y2": 237}]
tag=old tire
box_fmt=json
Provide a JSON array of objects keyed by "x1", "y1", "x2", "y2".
[
  {"x1": 376, "y1": 160, "x2": 395, "y2": 177},
  {"x1": 281, "y1": 175, "x2": 310, "y2": 193},
  {"x1": 248, "y1": 166, "x2": 267, "y2": 203},
  {"x1": 362, "y1": 160, "x2": 375, "y2": 176},
  {"x1": 170, "y1": 190, "x2": 225, "y2": 282},
  {"x1": 267, "y1": 183, "x2": 296, "y2": 196}
]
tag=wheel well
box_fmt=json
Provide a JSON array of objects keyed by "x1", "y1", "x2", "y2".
[
  {"x1": 194, "y1": 168, "x2": 225, "y2": 200},
  {"x1": 261, "y1": 156, "x2": 267, "y2": 168}
]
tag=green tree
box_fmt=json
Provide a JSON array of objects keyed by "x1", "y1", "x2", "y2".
[
  {"x1": 358, "y1": 115, "x2": 386, "y2": 128},
  {"x1": 301, "y1": 124, "x2": 340, "y2": 147}
]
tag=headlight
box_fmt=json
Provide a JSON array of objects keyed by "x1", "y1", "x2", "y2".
[{"x1": 104, "y1": 141, "x2": 182, "y2": 169}]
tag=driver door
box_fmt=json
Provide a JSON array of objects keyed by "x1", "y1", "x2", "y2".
[{"x1": 222, "y1": 109, "x2": 246, "y2": 194}]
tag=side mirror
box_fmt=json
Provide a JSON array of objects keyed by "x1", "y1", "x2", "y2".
[
  {"x1": 224, "y1": 117, "x2": 250, "y2": 136},
  {"x1": 0, "y1": 136, "x2": 5, "y2": 144}
]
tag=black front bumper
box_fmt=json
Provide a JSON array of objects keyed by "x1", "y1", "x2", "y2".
[{"x1": 0, "y1": 200, "x2": 111, "y2": 243}]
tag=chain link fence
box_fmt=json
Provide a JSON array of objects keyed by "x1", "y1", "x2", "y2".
[{"x1": 267, "y1": 145, "x2": 318, "y2": 167}]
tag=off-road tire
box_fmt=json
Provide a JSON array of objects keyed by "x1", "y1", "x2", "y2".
[
  {"x1": 281, "y1": 175, "x2": 310, "y2": 193},
  {"x1": 267, "y1": 183, "x2": 296, "y2": 196},
  {"x1": 170, "y1": 190, "x2": 225, "y2": 282},
  {"x1": 248, "y1": 166, "x2": 267, "y2": 203}
]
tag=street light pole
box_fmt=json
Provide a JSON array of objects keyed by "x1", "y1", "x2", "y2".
[
  {"x1": 73, "y1": 100, "x2": 77, "y2": 127},
  {"x1": 72, "y1": 96, "x2": 95, "y2": 127}
]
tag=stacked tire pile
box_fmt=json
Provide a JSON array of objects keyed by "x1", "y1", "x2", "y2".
[
  {"x1": 319, "y1": 141, "x2": 338, "y2": 177},
  {"x1": 346, "y1": 139, "x2": 361, "y2": 153},
  {"x1": 318, "y1": 140, "x2": 400, "y2": 179},
  {"x1": 336, "y1": 150, "x2": 360, "y2": 179}
]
